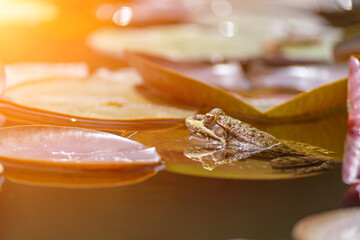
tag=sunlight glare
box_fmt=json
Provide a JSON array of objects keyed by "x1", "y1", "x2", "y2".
[
  {"x1": 0, "y1": 0, "x2": 58, "y2": 25},
  {"x1": 112, "y1": 7, "x2": 133, "y2": 26}
]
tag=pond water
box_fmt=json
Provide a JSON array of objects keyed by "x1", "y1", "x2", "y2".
[
  {"x1": 0, "y1": 109, "x2": 350, "y2": 240},
  {"x1": 0, "y1": 3, "x2": 357, "y2": 239},
  {"x1": 0, "y1": 158, "x2": 347, "y2": 240}
]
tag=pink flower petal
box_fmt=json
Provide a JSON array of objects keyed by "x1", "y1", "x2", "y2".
[
  {"x1": 348, "y1": 56, "x2": 360, "y2": 129},
  {"x1": 342, "y1": 133, "x2": 360, "y2": 185}
]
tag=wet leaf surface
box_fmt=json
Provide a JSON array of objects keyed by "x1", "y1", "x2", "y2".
[
  {"x1": 263, "y1": 110, "x2": 347, "y2": 156},
  {"x1": 126, "y1": 52, "x2": 348, "y2": 119},
  {"x1": 134, "y1": 126, "x2": 293, "y2": 180},
  {"x1": 0, "y1": 125, "x2": 162, "y2": 170},
  {"x1": 131, "y1": 119, "x2": 342, "y2": 180},
  {"x1": 292, "y1": 208, "x2": 360, "y2": 240}
]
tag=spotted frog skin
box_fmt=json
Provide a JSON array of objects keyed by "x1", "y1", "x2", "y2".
[{"x1": 185, "y1": 108, "x2": 335, "y2": 174}]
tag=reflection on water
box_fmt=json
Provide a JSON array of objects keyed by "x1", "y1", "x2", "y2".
[
  {"x1": 1, "y1": 162, "x2": 164, "y2": 188},
  {"x1": 185, "y1": 139, "x2": 336, "y2": 175},
  {"x1": 184, "y1": 141, "x2": 230, "y2": 170},
  {"x1": 342, "y1": 183, "x2": 360, "y2": 207},
  {"x1": 184, "y1": 136, "x2": 280, "y2": 171}
]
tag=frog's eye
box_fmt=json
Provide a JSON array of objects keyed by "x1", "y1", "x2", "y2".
[{"x1": 204, "y1": 113, "x2": 216, "y2": 124}]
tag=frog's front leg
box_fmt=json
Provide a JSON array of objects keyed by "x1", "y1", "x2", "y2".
[{"x1": 270, "y1": 156, "x2": 335, "y2": 174}]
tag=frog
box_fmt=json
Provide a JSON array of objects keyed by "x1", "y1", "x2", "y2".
[{"x1": 185, "y1": 108, "x2": 335, "y2": 174}]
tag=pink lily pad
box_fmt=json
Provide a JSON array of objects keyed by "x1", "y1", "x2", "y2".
[{"x1": 0, "y1": 125, "x2": 161, "y2": 169}]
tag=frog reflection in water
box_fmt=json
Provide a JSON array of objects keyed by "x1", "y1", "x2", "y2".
[{"x1": 185, "y1": 108, "x2": 335, "y2": 174}]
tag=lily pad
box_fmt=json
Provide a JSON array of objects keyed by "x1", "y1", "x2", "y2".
[
  {"x1": 0, "y1": 125, "x2": 162, "y2": 170},
  {"x1": 248, "y1": 61, "x2": 348, "y2": 92},
  {"x1": 131, "y1": 125, "x2": 339, "y2": 180},
  {"x1": 87, "y1": 25, "x2": 263, "y2": 62},
  {"x1": 292, "y1": 208, "x2": 360, "y2": 240},
  {"x1": 88, "y1": 7, "x2": 341, "y2": 63},
  {"x1": 263, "y1": 29, "x2": 342, "y2": 63},
  {"x1": 126, "y1": 52, "x2": 348, "y2": 119},
  {"x1": 0, "y1": 63, "x2": 197, "y2": 130},
  {"x1": 264, "y1": 110, "x2": 347, "y2": 156},
  {"x1": 95, "y1": 1, "x2": 190, "y2": 26},
  {"x1": 3, "y1": 62, "x2": 89, "y2": 88}
]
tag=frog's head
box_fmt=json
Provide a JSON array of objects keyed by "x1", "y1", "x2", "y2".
[{"x1": 185, "y1": 108, "x2": 227, "y2": 145}]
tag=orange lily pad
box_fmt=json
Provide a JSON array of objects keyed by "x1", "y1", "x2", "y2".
[
  {"x1": 0, "y1": 125, "x2": 162, "y2": 170},
  {"x1": 126, "y1": 52, "x2": 348, "y2": 120},
  {"x1": 0, "y1": 63, "x2": 197, "y2": 130}
]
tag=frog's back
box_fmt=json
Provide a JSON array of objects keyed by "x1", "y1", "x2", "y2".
[{"x1": 217, "y1": 115, "x2": 279, "y2": 149}]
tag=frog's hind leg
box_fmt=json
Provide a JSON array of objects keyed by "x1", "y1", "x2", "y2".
[{"x1": 270, "y1": 156, "x2": 335, "y2": 174}]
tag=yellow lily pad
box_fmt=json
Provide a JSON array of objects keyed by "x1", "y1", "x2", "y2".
[
  {"x1": 0, "y1": 63, "x2": 197, "y2": 130},
  {"x1": 131, "y1": 118, "x2": 342, "y2": 180},
  {"x1": 126, "y1": 52, "x2": 348, "y2": 119}
]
